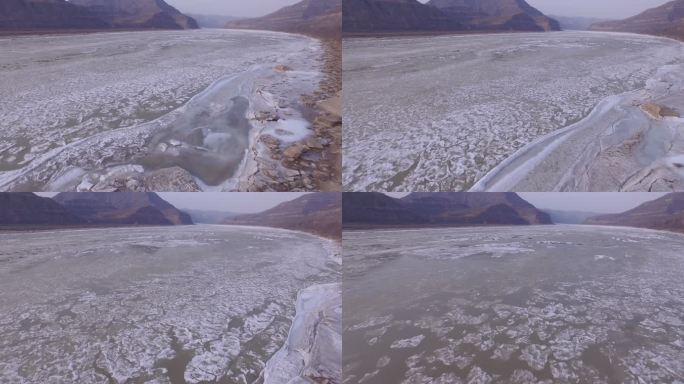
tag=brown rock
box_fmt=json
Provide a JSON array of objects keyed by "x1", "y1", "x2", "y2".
[{"x1": 284, "y1": 143, "x2": 307, "y2": 160}]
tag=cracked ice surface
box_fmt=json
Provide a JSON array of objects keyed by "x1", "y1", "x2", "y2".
[
  {"x1": 0, "y1": 225, "x2": 340, "y2": 383},
  {"x1": 0, "y1": 29, "x2": 321, "y2": 191},
  {"x1": 343, "y1": 31, "x2": 684, "y2": 191},
  {"x1": 343, "y1": 225, "x2": 684, "y2": 383}
]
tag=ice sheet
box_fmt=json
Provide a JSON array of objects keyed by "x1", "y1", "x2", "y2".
[
  {"x1": 343, "y1": 31, "x2": 684, "y2": 191},
  {"x1": 0, "y1": 225, "x2": 340, "y2": 383}
]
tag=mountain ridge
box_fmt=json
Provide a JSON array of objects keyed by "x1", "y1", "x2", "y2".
[
  {"x1": 343, "y1": 192, "x2": 552, "y2": 228},
  {"x1": 585, "y1": 193, "x2": 684, "y2": 233},
  {"x1": 226, "y1": 0, "x2": 342, "y2": 38},
  {"x1": 591, "y1": 0, "x2": 684, "y2": 41},
  {"x1": 226, "y1": 193, "x2": 342, "y2": 239},
  {"x1": 53, "y1": 192, "x2": 193, "y2": 226},
  {"x1": 1, "y1": 0, "x2": 198, "y2": 33},
  {"x1": 343, "y1": 0, "x2": 559, "y2": 35}
]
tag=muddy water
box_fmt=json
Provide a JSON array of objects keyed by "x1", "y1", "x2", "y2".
[
  {"x1": 343, "y1": 225, "x2": 684, "y2": 383},
  {"x1": 0, "y1": 225, "x2": 339, "y2": 383}
]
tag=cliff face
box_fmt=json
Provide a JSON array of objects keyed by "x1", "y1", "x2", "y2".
[
  {"x1": 0, "y1": 0, "x2": 109, "y2": 30},
  {"x1": 343, "y1": 192, "x2": 551, "y2": 227},
  {"x1": 53, "y1": 192, "x2": 193, "y2": 226},
  {"x1": 227, "y1": 193, "x2": 342, "y2": 239},
  {"x1": 64, "y1": 0, "x2": 197, "y2": 30},
  {"x1": 586, "y1": 193, "x2": 684, "y2": 233},
  {"x1": 227, "y1": 0, "x2": 342, "y2": 38},
  {"x1": 427, "y1": 0, "x2": 560, "y2": 31},
  {"x1": 0, "y1": 193, "x2": 83, "y2": 227},
  {"x1": 342, "y1": 0, "x2": 558, "y2": 34},
  {"x1": 591, "y1": 0, "x2": 684, "y2": 41},
  {"x1": 342, "y1": 192, "x2": 428, "y2": 225},
  {"x1": 342, "y1": 0, "x2": 461, "y2": 34}
]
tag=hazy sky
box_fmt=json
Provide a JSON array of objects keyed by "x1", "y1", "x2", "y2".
[
  {"x1": 165, "y1": 0, "x2": 299, "y2": 17},
  {"x1": 416, "y1": 0, "x2": 670, "y2": 19},
  {"x1": 386, "y1": 192, "x2": 664, "y2": 214}
]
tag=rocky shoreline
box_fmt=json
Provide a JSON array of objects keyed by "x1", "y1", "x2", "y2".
[{"x1": 249, "y1": 38, "x2": 342, "y2": 192}]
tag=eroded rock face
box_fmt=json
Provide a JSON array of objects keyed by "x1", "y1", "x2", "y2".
[
  {"x1": 342, "y1": 192, "x2": 551, "y2": 227},
  {"x1": 53, "y1": 192, "x2": 193, "y2": 225},
  {"x1": 0, "y1": 193, "x2": 82, "y2": 226},
  {"x1": 341, "y1": 0, "x2": 558, "y2": 34},
  {"x1": 227, "y1": 0, "x2": 342, "y2": 38},
  {"x1": 69, "y1": 0, "x2": 198, "y2": 29},
  {"x1": 0, "y1": 0, "x2": 108, "y2": 30},
  {"x1": 586, "y1": 193, "x2": 684, "y2": 233},
  {"x1": 427, "y1": 0, "x2": 560, "y2": 31},
  {"x1": 591, "y1": 0, "x2": 684, "y2": 41},
  {"x1": 342, "y1": 0, "x2": 460, "y2": 34},
  {"x1": 228, "y1": 193, "x2": 342, "y2": 239}
]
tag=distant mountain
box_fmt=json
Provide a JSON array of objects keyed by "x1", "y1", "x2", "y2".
[
  {"x1": 591, "y1": 0, "x2": 684, "y2": 41},
  {"x1": 343, "y1": 192, "x2": 552, "y2": 227},
  {"x1": 343, "y1": 192, "x2": 428, "y2": 225},
  {"x1": 187, "y1": 14, "x2": 241, "y2": 29},
  {"x1": 550, "y1": 15, "x2": 611, "y2": 31},
  {"x1": 227, "y1": 0, "x2": 341, "y2": 38},
  {"x1": 185, "y1": 209, "x2": 239, "y2": 224},
  {"x1": 68, "y1": 0, "x2": 198, "y2": 29},
  {"x1": 0, "y1": 0, "x2": 108, "y2": 31},
  {"x1": 1, "y1": 0, "x2": 197, "y2": 32},
  {"x1": 342, "y1": 0, "x2": 460, "y2": 34},
  {"x1": 0, "y1": 193, "x2": 83, "y2": 227},
  {"x1": 54, "y1": 192, "x2": 193, "y2": 226},
  {"x1": 585, "y1": 193, "x2": 684, "y2": 233},
  {"x1": 427, "y1": 0, "x2": 560, "y2": 31},
  {"x1": 227, "y1": 193, "x2": 342, "y2": 239},
  {"x1": 342, "y1": 0, "x2": 559, "y2": 35},
  {"x1": 543, "y1": 209, "x2": 599, "y2": 224}
]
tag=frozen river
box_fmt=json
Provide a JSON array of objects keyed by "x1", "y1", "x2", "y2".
[
  {"x1": 343, "y1": 225, "x2": 684, "y2": 383},
  {"x1": 0, "y1": 30, "x2": 321, "y2": 191},
  {"x1": 0, "y1": 225, "x2": 340, "y2": 383},
  {"x1": 343, "y1": 32, "x2": 684, "y2": 192}
]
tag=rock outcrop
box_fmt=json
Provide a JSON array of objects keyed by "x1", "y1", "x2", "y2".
[
  {"x1": 591, "y1": 0, "x2": 684, "y2": 41},
  {"x1": 343, "y1": 192, "x2": 552, "y2": 227},
  {"x1": 342, "y1": 0, "x2": 559, "y2": 34},
  {"x1": 585, "y1": 193, "x2": 684, "y2": 233},
  {"x1": 53, "y1": 192, "x2": 193, "y2": 226},
  {"x1": 0, "y1": 193, "x2": 83, "y2": 227},
  {"x1": 227, "y1": 0, "x2": 341, "y2": 38},
  {"x1": 342, "y1": 0, "x2": 460, "y2": 34},
  {"x1": 227, "y1": 193, "x2": 341, "y2": 239},
  {"x1": 0, "y1": 0, "x2": 108, "y2": 31},
  {"x1": 427, "y1": 0, "x2": 560, "y2": 31},
  {"x1": 69, "y1": 0, "x2": 198, "y2": 29},
  {"x1": 342, "y1": 192, "x2": 428, "y2": 226}
]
